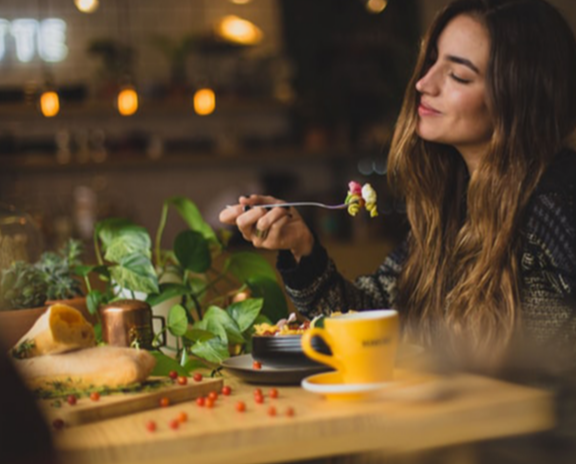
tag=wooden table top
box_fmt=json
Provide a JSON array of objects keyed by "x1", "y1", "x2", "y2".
[{"x1": 50, "y1": 368, "x2": 554, "y2": 464}]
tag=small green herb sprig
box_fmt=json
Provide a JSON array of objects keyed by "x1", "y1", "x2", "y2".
[
  {"x1": 0, "y1": 239, "x2": 85, "y2": 311},
  {"x1": 35, "y1": 378, "x2": 172, "y2": 401}
]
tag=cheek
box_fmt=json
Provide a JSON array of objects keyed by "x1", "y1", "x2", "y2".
[{"x1": 453, "y1": 92, "x2": 492, "y2": 129}]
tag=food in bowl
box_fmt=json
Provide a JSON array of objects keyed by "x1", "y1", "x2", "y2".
[{"x1": 252, "y1": 313, "x2": 331, "y2": 369}]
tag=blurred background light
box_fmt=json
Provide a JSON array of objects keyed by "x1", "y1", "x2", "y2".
[
  {"x1": 365, "y1": 0, "x2": 388, "y2": 14},
  {"x1": 193, "y1": 88, "x2": 216, "y2": 116},
  {"x1": 117, "y1": 87, "x2": 138, "y2": 116},
  {"x1": 74, "y1": 0, "x2": 99, "y2": 14},
  {"x1": 215, "y1": 15, "x2": 263, "y2": 45},
  {"x1": 40, "y1": 90, "x2": 60, "y2": 117}
]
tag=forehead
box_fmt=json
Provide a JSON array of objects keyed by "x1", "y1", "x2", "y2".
[{"x1": 437, "y1": 14, "x2": 490, "y2": 71}]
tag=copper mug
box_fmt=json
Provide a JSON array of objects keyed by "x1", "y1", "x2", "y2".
[{"x1": 99, "y1": 299, "x2": 166, "y2": 349}]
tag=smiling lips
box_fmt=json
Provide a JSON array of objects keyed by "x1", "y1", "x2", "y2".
[{"x1": 418, "y1": 101, "x2": 441, "y2": 116}]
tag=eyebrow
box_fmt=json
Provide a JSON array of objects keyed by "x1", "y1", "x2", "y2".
[{"x1": 445, "y1": 55, "x2": 480, "y2": 74}]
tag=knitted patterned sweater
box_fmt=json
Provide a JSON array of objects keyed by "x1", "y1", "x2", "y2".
[{"x1": 277, "y1": 150, "x2": 576, "y2": 350}]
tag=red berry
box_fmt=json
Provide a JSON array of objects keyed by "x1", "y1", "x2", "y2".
[
  {"x1": 159, "y1": 397, "x2": 170, "y2": 408},
  {"x1": 208, "y1": 391, "x2": 218, "y2": 401},
  {"x1": 206, "y1": 398, "x2": 215, "y2": 408},
  {"x1": 267, "y1": 406, "x2": 277, "y2": 417},
  {"x1": 177, "y1": 376, "x2": 188, "y2": 386},
  {"x1": 254, "y1": 394, "x2": 264, "y2": 404},
  {"x1": 236, "y1": 401, "x2": 246, "y2": 412},
  {"x1": 145, "y1": 420, "x2": 157, "y2": 432},
  {"x1": 66, "y1": 395, "x2": 77, "y2": 406},
  {"x1": 196, "y1": 396, "x2": 206, "y2": 407},
  {"x1": 269, "y1": 388, "x2": 279, "y2": 399},
  {"x1": 177, "y1": 411, "x2": 188, "y2": 423},
  {"x1": 221, "y1": 385, "x2": 232, "y2": 396},
  {"x1": 285, "y1": 407, "x2": 295, "y2": 417},
  {"x1": 169, "y1": 419, "x2": 180, "y2": 430},
  {"x1": 52, "y1": 419, "x2": 65, "y2": 430},
  {"x1": 168, "y1": 370, "x2": 178, "y2": 380},
  {"x1": 252, "y1": 360, "x2": 262, "y2": 370},
  {"x1": 193, "y1": 372, "x2": 203, "y2": 382},
  {"x1": 254, "y1": 388, "x2": 262, "y2": 396},
  {"x1": 90, "y1": 391, "x2": 100, "y2": 402}
]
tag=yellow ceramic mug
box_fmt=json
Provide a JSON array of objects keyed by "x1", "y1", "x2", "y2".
[{"x1": 301, "y1": 310, "x2": 399, "y2": 384}]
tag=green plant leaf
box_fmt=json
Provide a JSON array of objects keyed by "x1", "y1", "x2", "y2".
[
  {"x1": 183, "y1": 328, "x2": 216, "y2": 343},
  {"x1": 201, "y1": 305, "x2": 244, "y2": 344},
  {"x1": 104, "y1": 230, "x2": 152, "y2": 263},
  {"x1": 95, "y1": 218, "x2": 137, "y2": 248},
  {"x1": 150, "y1": 351, "x2": 188, "y2": 376},
  {"x1": 111, "y1": 253, "x2": 159, "y2": 294},
  {"x1": 247, "y1": 277, "x2": 288, "y2": 323},
  {"x1": 180, "y1": 347, "x2": 189, "y2": 367},
  {"x1": 146, "y1": 283, "x2": 189, "y2": 307},
  {"x1": 183, "y1": 359, "x2": 207, "y2": 372},
  {"x1": 226, "y1": 298, "x2": 263, "y2": 333},
  {"x1": 166, "y1": 197, "x2": 220, "y2": 248},
  {"x1": 226, "y1": 252, "x2": 277, "y2": 282},
  {"x1": 174, "y1": 230, "x2": 211, "y2": 273},
  {"x1": 86, "y1": 289, "x2": 103, "y2": 315},
  {"x1": 190, "y1": 338, "x2": 229, "y2": 364},
  {"x1": 167, "y1": 304, "x2": 188, "y2": 337}
]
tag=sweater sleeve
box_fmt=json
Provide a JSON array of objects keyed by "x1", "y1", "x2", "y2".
[
  {"x1": 520, "y1": 186, "x2": 576, "y2": 348},
  {"x1": 276, "y1": 236, "x2": 407, "y2": 319}
]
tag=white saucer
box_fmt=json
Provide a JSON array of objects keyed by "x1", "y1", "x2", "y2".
[{"x1": 301, "y1": 369, "x2": 434, "y2": 401}]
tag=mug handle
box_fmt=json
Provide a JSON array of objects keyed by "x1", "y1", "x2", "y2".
[
  {"x1": 152, "y1": 315, "x2": 167, "y2": 347},
  {"x1": 301, "y1": 328, "x2": 342, "y2": 371}
]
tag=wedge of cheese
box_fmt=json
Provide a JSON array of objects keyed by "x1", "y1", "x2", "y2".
[
  {"x1": 12, "y1": 345, "x2": 157, "y2": 389},
  {"x1": 11, "y1": 303, "x2": 95, "y2": 359}
]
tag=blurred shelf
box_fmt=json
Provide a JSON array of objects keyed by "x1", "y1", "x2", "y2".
[{"x1": 0, "y1": 148, "x2": 355, "y2": 173}]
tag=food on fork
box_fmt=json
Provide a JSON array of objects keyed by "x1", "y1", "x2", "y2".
[
  {"x1": 11, "y1": 303, "x2": 96, "y2": 359},
  {"x1": 345, "y1": 181, "x2": 378, "y2": 217}
]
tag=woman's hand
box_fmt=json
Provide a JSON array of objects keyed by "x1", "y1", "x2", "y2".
[{"x1": 219, "y1": 194, "x2": 314, "y2": 262}]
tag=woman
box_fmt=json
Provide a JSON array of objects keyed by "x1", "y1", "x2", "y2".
[{"x1": 220, "y1": 0, "x2": 576, "y2": 368}]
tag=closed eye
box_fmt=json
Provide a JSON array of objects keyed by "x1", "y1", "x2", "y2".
[{"x1": 450, "y1": 73, "x2": 471, "y2": 84}]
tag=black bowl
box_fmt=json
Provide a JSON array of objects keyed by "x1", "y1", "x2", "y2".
[{"x1": 251, "y1": 334, "x2": 332, "y2": 369}]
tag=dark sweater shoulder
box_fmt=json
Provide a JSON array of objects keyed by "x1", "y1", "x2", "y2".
[
  {"x1": 520, "y1": 148, "x2": 576, "y2": 280},
  {"x1": 533, "y1": 149, "x2": 576, "y2": 195}
]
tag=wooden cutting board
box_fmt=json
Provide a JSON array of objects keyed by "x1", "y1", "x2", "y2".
[{"x1": 40, "y1": 376, "x2": 223, "y2": 427}]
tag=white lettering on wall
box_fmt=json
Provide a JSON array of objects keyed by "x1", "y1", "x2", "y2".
[
  {"x1": 0, "y1": 20, "x2": 9, "y2": 60},
  {"x1": 38, "y1": 19, "x2": 68, "y2": 62},
  {"x1": 0, "y1": 18, "x2": 68, "y2": 63}
]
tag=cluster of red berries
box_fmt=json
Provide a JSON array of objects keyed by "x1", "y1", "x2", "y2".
[
  {"x1": 145, "y1": 385, "x2": 295, "y2": 432},
  {"x1": 52, "y1": 390, "x2": 102, "y2": 430}
]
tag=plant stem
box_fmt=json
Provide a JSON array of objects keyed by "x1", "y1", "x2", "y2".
[
  {"x1": 155, "y1": 202, "x2": 169, "y2": 268},
  {"x1": 93, "y1": 230, "x2": 103, "y2": 266}
]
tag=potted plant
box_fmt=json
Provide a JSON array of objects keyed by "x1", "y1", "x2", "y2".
[
  {"x1": 82, "y1": 196, "x2": 288, "y2": 376},
  {"x1": 0, "y1": 239, "x2": 87, "y2": 348}
]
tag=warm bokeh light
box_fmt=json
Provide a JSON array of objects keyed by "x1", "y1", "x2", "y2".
[
  {"x1": 366, "y1": 0, "x2": 388, "y2": 14},
  {"x1": 40, "y1": 91, "x2": 60, "y2": 117},
  {"x1": 215, "y1": 16, "x2": 263, "y2": 45},
  {"x1": 117, "y1": 87, "x2": 138, "y2": 116},
  {"x1": 230, "y1": 0, "x2": 252, "y2": 4},
  {"x1": 193, "y1": 88, "x2": 216, "y2": 116},
  {"x1": 74, "y1": 0, "x2": 99, "y2": 14}
]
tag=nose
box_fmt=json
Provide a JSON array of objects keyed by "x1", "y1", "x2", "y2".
[{"x1": 415, "y1": 66, "x2": 438, "y2": 95}]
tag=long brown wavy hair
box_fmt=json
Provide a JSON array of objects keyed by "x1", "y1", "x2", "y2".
[{"x1": 388, "y1": 0, "x2": 576, "y2": 364}]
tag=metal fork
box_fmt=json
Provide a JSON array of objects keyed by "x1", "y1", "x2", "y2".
[{"x1": 234, "y1": 201, "x2": 359, "y2": 211}]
